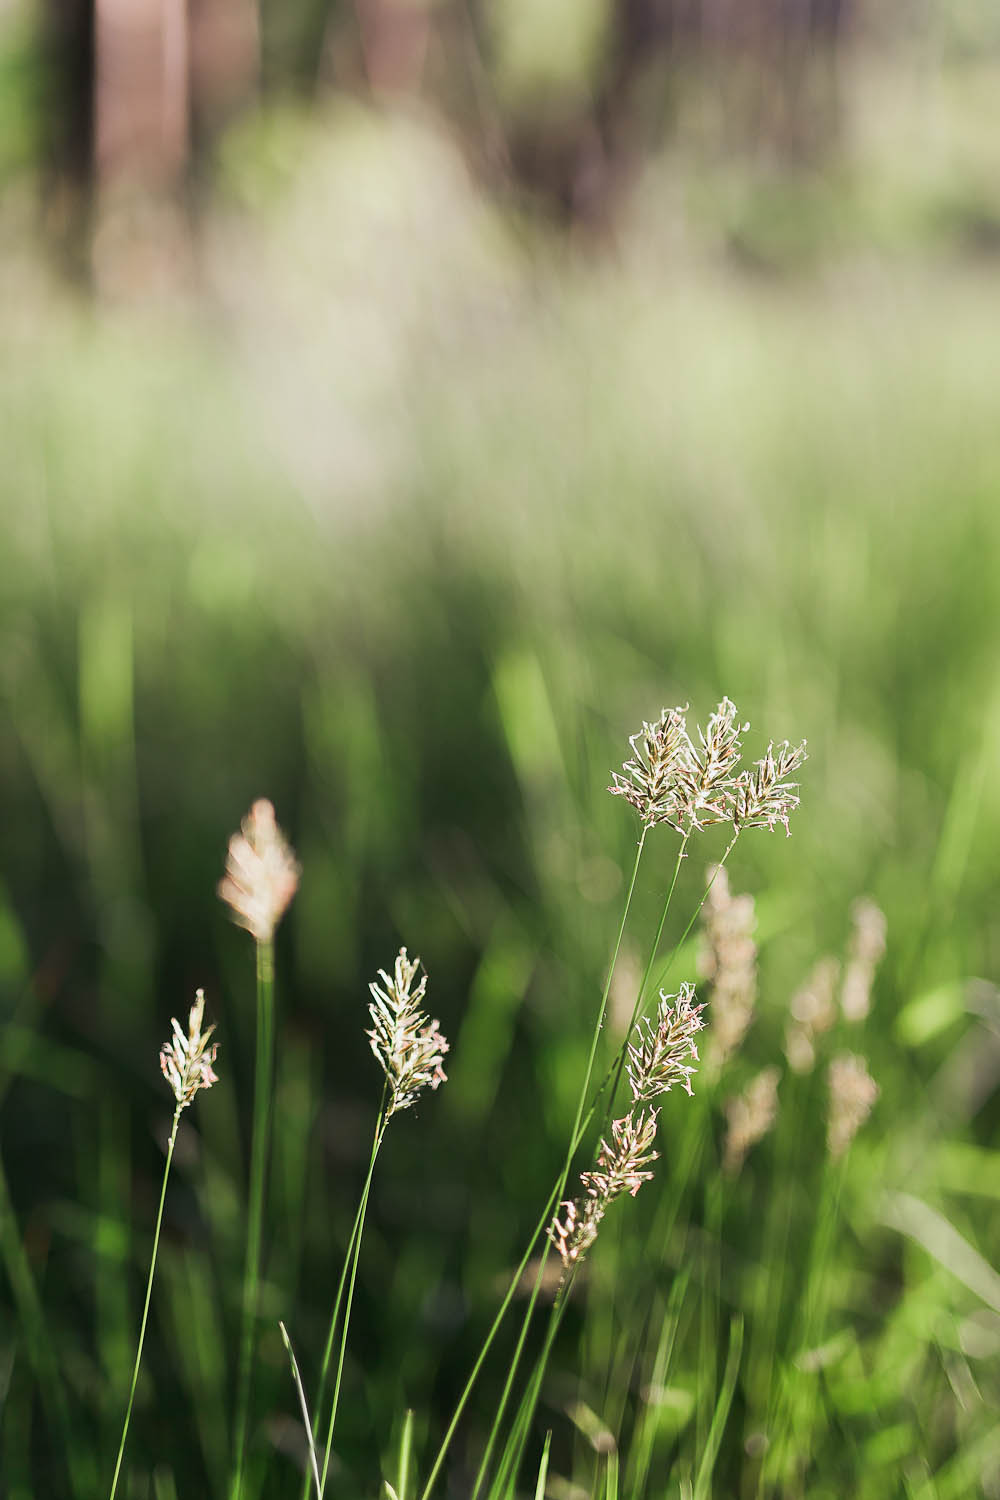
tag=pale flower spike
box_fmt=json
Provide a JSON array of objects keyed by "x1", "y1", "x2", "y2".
[
  {"x1": 827, "y1": 1052, "x2": 879, "y2": 1160},
  {"x1": 218, "y1": 798, "x2": 300, "y2": 944},
  {"x1": 548, "y1": 1110, "x2": 661, "y2": 1271},
  {"x1": 732, "y1": 739, "x2": 808, "y2": 837},
  {"x1": 160, "y1": 989, "x2": 219, "y2": 1108},
  {"x1": 610, "y1": 698, "x2": 806, "y2": 837},
  {"x1": 723, "y1": 1065, "x2": 780, "y2": 1176},
  {"x1": 608, "y1": 705, "x2": 693, "y2": 831},
  {"x1": 627, "y1": 983, "x2": 707, "y2": 1104},
  {"x1": 672, "y1": 697, "x2": 749, "y2": 831},
  {"x1": 367, "y1": 948, "x2": 449, "y2": 1119}
]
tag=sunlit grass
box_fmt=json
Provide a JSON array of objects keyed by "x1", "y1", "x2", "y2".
[{"x1": 2, "y1": 96, "x2": 1000, "y2": 1495}]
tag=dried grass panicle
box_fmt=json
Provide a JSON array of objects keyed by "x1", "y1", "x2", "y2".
[
  {"x1": 785, "y1": 956, "x2": 840, "y2": 1074},
  {"x1": 723, "y1": 1066, "x2": 780, "y2": 1175},
  {"x1": 672, "y1": 697, "x2": 750, "y2": 830},
  {"x1": 627, "y1": 982, "x2": 707, "y2": 1103},
  {"x1": 581, "y1": 1110, "x2": 661, "y2": 1202},
  {"x1": 367, "y1": 947, "x2": 449, "y2": 1119},
  {"x1": 160, "y1": 989, "x2": 219, "y2": 1109},
  {"x1": 698, "y1": 866, "x2": 757, "y2": 1071},
  {"x1": 610, "y1": 699, "x2": 806, "y2": 838},
  {"x1": 218, "y1": 798, "x2": 300, "y2": 944},
  {"x1": 608, "y1": 704, "x2": 693, "y2": 830},
  {"x1": 827, "y1": 1052, "x2": 879, "y2": 1160},
  {"x1": 549, "y1": 1111, "x2": 660, "y2": 1270},
  {"x1": 732, "y1": 739, "x2": 808, "y2": 836},
  {"x1": 840, "y1": 898, "x2": 887, "y2": 1023}
]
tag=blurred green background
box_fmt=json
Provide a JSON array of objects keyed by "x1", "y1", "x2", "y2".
[{"x1": 3, "y1": 2, "x2": 1000, "y2": 1496}]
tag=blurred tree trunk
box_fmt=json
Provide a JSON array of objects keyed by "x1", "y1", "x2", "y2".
[{"x1": 90, "y1": 0, "x2": 257, "y2": 295}]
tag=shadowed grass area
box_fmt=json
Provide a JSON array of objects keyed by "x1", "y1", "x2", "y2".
[{"x1": 2, "y1": 100, "x2": 1000, "y2": 1498}]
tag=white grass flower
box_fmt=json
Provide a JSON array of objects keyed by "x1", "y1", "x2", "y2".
[
  {"x1": 827, "y1": 1052, "x2": 879, "y2": 1160},
  {"x1": 548, "y1": 1110, "x2": 661, "y2": 1270},
  {"x1": 627, "y1": 982, "x2": 706, "y2": 1103},
  {"x1": 218, "y1": 798, "x2": 300, "y2": 944},
  {"x1": 785, "y1": 956, "x2": 840, "y2": 1073},
  {"x1": 159, "y1": 989, "x2": 219, "y2": 1108},
  {"x1": 698, "y1": 866, "x2": 757, "y2": 1072},
  {"x1": 840, "y1": 898, "x2": 887, "y2": 1022},
  {"x1": 732, "y1": 739, "x2": 808, "y2": 836},
  {"x1": 367, "y1": 948, "x2": 449, "y2": 1118},
  {"x1": 608, "y1": 705, "x2": 693, "y2": 829},
  {"x1": 723, "y1": 1066, "x2": 780, "y2": 1175},
  {"x1": 672, "y1": 697, "x2": 749, "y2": 831}
]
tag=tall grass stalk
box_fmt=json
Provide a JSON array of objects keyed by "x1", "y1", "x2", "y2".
[
  {"x1": 108, "y1": 1102, "x2": 182, "y2": 1500},
  {"x1": 294, "y1": 1096, "x2": 385, "y2": 1500},
  {"x1": 483, "y1": 832, "x2": 742, "y2": 1496},
  {"x1": 280, "y1": 1321, "x2": 323, "y2": 1499},
  {"x1": 218, "y1": 799, "x2": 299, "y2": 1498},
  {"x1": 111, "y1": 991, "x2": 218, "y2": 1499},
  {"x1": 422, "y1": 830, "x2": 649, "y2": 1500},
  {"x1": 316, "y1": 1101, "x2": 388, "y2": 1496},
  {"x1": 231, "y1": 937, "x2": 276, "y2": 1498}
]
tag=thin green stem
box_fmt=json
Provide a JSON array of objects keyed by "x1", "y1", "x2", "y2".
[
  {"x1": 298, "y1": 1096, "x2": 386, "y2": 1500},
  {"x1": 487, "y1": 1280, "x2": 573, "y2": 1500},
  {"x1": 498, "y1": 828, "x2": 743, "y2": 1486},
  {"x1": 231, "y1": 938, "x2": 276, "y2": 1500},
  {"x1": 463, "y1": 830, "x2": 650, "y2": 1500},
  {"x1": 109, "y1": 1105, "x2": 181, "y2": 1500},
  {"x1": 280, "y1": 1322, "x2": 323, "y2": 1500},
  {"x1": 317, "y1": 1108, "x2": 388, "y2": 1496},
  {"x1": 598, "y1": 832, "x2": 690, "y2": 1136}
]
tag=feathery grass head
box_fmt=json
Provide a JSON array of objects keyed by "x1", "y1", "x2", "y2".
[
  {"x1": 723, "y1": 1066, "x2": 780, "y2": 1175},
  {"x1": 610, "y1": 699, "x2": 806, "y2": 838},
  {"x1": 699, "y1": 866, "x2": 757, "y2": 1072},
  {"x1": 672, "y1": 697, "x2": 749, "y2": 830},
  {"x1": 160, "y1": 989, "x2": 219, "y2": 1109},
  {"x1": 367, "y1": 948, "x2": 449, "y2": 1119},
  {"x1": 841, "y1": 897, "x2": 887, "y2": 1022},
  {"x1": 732, "y1": 739, "x2": 808, "y2": 836},
  {"x1": 827, "y1": 1052, "x2": 879, "y2": 1160},
  {"x1": 549, "y1": 1110, "x2": 661, "y2": 1271},
  {"x1": 627, "y1": 982, "x2": 707, "y2": 1103},
  {"x1": 785, "y1": 956, "x2": 840, "y2": 1073},
  {"x1": 608, "y1": 704, "x2": 693, "y2": 830},
  {"x1": 218, "y1": 798, "x2": 300, "y2": 944}
]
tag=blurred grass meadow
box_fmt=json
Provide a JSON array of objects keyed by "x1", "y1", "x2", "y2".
[{"x1": 4, "y1": 4, "x2": 1000, "y2": 1497}]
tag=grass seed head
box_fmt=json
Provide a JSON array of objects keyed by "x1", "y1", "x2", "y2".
[
  {"x1": 160, "y1": 989, "x2": 219, "y2": 1109},
  {"x1": 732, "y1": 739, "x2": 808, "y2": 836},
  {"x1": 367, "y1": 947, "x2": 449, "y2": 1118},
  {"x1": 840, "y1": 898, "x2": 887, "y2": 1022},
  {"x1": 785, "y1": 956, "x2": 840, "y2": 1073},
  {"x1": 608, "y1": 704, "x2": 693, "y2": 830},
  {"x1": 627, "y1": 982, "x2": 706, "y2": 1103},
  {"x1": 672, "y1": 697, "x2": 750, "y2": 831},
  {"x1": 549, "y1": 1110, "x2": 661, "y2": 1270},
  {"x1": 723, "y1": 1065, "x2": 780, "y2": 1174},
  {"x1": 827, "y1": 1051, "x2": 879, "y2": 1160},
  {"x1": 699, "y1": 866, "x2": 757, "y2": 1072},
  {"x1": 218, "y1": 798, "x2": 300, "y2": 944}
]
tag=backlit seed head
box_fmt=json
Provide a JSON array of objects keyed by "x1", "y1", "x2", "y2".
[
  {"x1": 160, "y1": 989, "x2": 219, "y2": 1109},
  {"x1": 827, "y1": 1052, "x2": 879, "y2": 1160},
  {"x1": 723, "y1": 1066, "x2": 780, "y2": 1175},
  {"x1": 627, "y1": 983, "x2": 706, "y2": 1103},
  {"x1": 218, "y1": 799, "x2": 300, "y2": 944},
  {"x1": 367, "y1": 948, "x2": 449, "y2": 1118},
  {"x1": 608, "y1": 705, "x2": 693, "y2": 830},
  {"x1": 732, "y1": 740, "x2": 808, "y2": 836}
]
